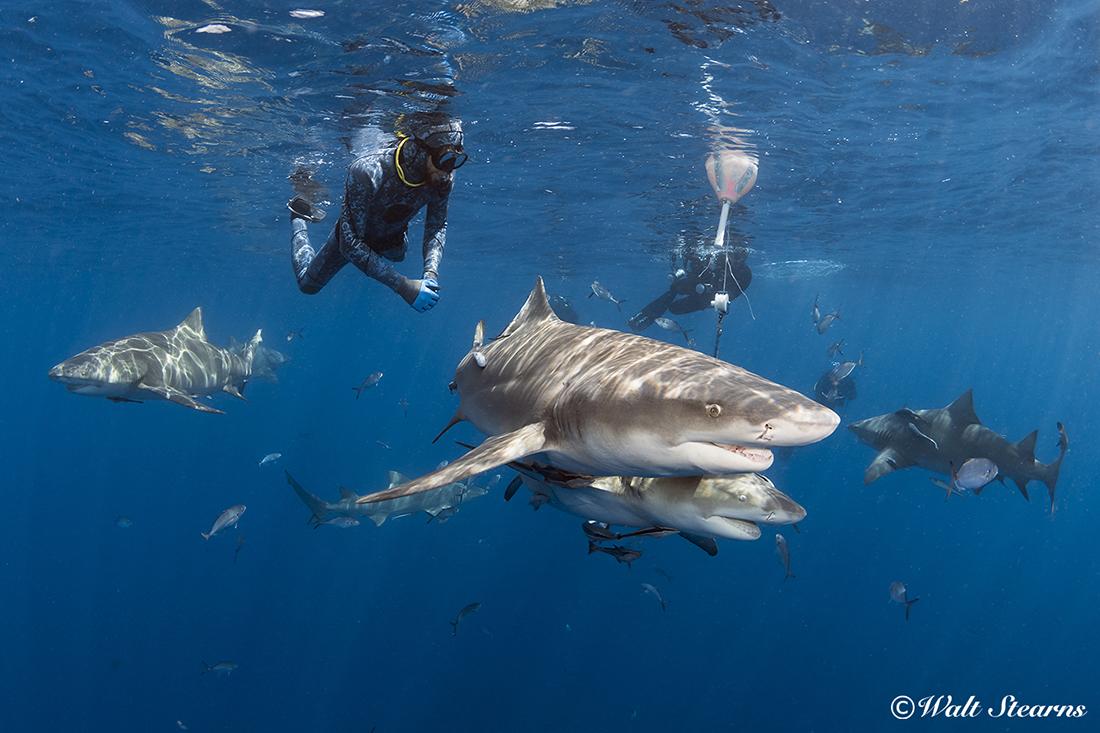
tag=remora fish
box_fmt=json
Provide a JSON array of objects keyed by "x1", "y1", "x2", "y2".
[
  {"x1": 588, "y1": 542, "x2": 642, "y2": 567},
  {"x1": 450, "y1": 602, "x2": 481, "y2": 635},
  {"x1": 201, "y1": 505, "x2": 246, "y2": 541},
  {"x1": 358, "y1": 278, "x2": 837, "y2": 506},
  {"x1": 49, "y1": 308, "x2": 262, "y2": 414},
  {"x1": 849, "y1": 390, "x2": 1066, "y2": 512}
]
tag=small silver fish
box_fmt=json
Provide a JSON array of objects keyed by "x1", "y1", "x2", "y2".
[
  {"x1": 115, "y1": 516, "x2": 133, "y2": 529},
  {"x1": 775, "y1": 533, "x2": 793, "y2": 580},
  {"x1": 953, "y1": 458, "x2": 998, "y2": 492},
  {"x1": 827, "y1": 352, "x2": 863, "y2": 383},
  {"x1": 353, "y1": 372, "x2": 383, "y2": 398},
  {"x1": 641, "y1": 582, "x2": 667, "y2": 612},
  {"x1": 816, "y1": 311, "x2": 840, "y2": 334},
  {"x1": 654, "y1": 317, "x2": 695, "y2": 346},
  {"x1": 285, "y1": 329, "x2": 304, "y2": 343},
  {"x1": 588, "y1": 280, "x2": 626, "y2": 310},
  {"x1": 811, "y1": 294, "x2": 821, "y2": 325},
  {"x1": 889, "y1": 581, "x2": 919, "y2": 621},
  {"x1": 827, "y1": 339, "x2": 845, "y2": 358},
  {"x1": 201, "y1": 660, "x2": 238, "y2": 676},
  {"x1": 258, "y1": 452, "x2": 282, "y2": 467},
  {"x1": 201, "y1": 505, "x2": 246, "y2": 541}
]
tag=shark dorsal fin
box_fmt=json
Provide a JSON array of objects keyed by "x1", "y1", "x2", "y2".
[
  {"x1": 338, "y1": 486, "x2": 358, "y2": 501},
  {"x1": 387, "y1": 470, "x2": 410, "y2": 488},
  {"x1": 472, "y1": 320, "x2": 484, "y2": 350},
  {"x1": 178, "y1": 307, "x2": 206, "y2": 340},
  {"x1": 945, "y1": 389, "x2": 980, "y2": 425},
  {"x1": 498, "y1": 277, "x2": 559, "y2": 339},
  {"x1": 1016, "y1": 430, "x2": 1038, "y2": 460}
]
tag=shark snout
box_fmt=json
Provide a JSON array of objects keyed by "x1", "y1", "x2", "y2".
[
  {"x1": 763, "y1": 402, "x2": 840, "y2": 446},
  {"x1": 48, "y1": 364, "x2": 63, "y2": 380},
  {"x1": 765, "y1": 491, "x2": 807, "y2": 525}
]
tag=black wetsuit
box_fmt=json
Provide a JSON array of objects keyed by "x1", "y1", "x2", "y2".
[
  {"x1": 628, "y1": 249, "x2": 752, "y2": 332},
  {"x1": 291, "y1": 138, "x2": 449, "y2": 299}
]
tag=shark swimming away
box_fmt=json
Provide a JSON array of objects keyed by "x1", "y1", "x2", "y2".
[
  {"x1": 357, "y1": 277, "x2": 839, "y2": 506},
  {"x1": 48, "y1": 308, "x2": 262, "y2": 414},
  {"x1": 508, "y1": 459, "x2": 806, "y2": 556},
  {"x1": 287, "y1": 471, "x2": 489, "y2": 527},
  {"x1": 849, "y1": 390, "x2": 1067, "y2": 512}
]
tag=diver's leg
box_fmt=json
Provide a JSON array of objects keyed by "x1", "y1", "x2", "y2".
[
  {"x1": 292, "y1": 222, "x2": 347, "y2": 294},
  {"x1": 667, "y1": 293, "x2": 711, "y2": 315},
  {"x1": 627, "y1": 290, "x2": 677, "y2": 332}
]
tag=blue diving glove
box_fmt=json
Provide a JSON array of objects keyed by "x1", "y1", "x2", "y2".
[{"x1": 410, "y1": 277, "x2": 440, "y2": 312}]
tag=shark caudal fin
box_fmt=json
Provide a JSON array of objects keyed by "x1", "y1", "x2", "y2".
[
  {"x1": 356, "y1": 423, "x2": 548, "y2": 506},
  {"x1": 1041, "y1": 424, "x2": 1068, "y2": 514},
  {"x1": 285, "y1": 471, "x2": 330, "y2": 525}
]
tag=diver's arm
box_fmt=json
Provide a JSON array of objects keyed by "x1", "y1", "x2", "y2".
[
  {"x1": 421, "y1": 193, "x2": 449, "y2": 280},
  {"x1": 341, "y1": 158, "x2": 419, "y2": 303}
]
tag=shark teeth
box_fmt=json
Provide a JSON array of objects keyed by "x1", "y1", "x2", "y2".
[{"x1": 712, "y1": 443, "x2": 773, "y2": 465}]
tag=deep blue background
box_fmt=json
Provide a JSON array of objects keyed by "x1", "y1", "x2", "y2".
[{"x1": 1, "y1": 1, "x2": 1097, "y2": 731}]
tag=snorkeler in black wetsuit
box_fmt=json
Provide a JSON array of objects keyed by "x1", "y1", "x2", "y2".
[
  {"x1": 628, "y1": 243, "x2": 752, "y2": 332},
  {"x1": 288, "y1": 115, "x2": 467, "y2": 312}
]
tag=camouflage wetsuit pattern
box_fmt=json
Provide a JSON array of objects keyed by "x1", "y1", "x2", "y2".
[{"x1": 291, "y1": 140, "x2": 449, "y2": 298}]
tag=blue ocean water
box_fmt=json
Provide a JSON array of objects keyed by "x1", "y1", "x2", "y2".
[{"x1": 2, "y1": 0, "x2": 1098, "y2": 730}]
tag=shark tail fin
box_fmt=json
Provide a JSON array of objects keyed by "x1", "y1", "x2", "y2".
[
  {"x1": 200, "y1": 532, "x2": 211, "y2": 541},
  {"x1": 905, "y1": 597, "x2": 919, "y2": 622},
  {"x1": 250, "y1": 344, "x2": 287, "y2": 383},
  {"x1": 1042, "y1": 426, "x2": 1068, "y2": 514},
  {"x1": 285, "y1": 471, "x2": 329, "y2": 525}
]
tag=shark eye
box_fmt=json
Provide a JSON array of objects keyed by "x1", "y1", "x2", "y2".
[
  {"x1": 706, "y1": 403, "x2": 722, "y2": 418},
  {"x1": 738, "y1": 494, "x2": 747, "y2": 503}
]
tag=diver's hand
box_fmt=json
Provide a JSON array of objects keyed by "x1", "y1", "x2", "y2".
[{"x1": 403, "y1": 277, "x2": 440, "y2": 312}]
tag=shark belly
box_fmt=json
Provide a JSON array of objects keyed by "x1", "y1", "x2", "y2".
[{"x1": 535, "y1": 483, "x2": 652, "y2": 527}]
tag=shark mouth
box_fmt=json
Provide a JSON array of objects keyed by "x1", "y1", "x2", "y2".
[{"x1": 712, "y1": 443, "x2": 773, "y2": 466}]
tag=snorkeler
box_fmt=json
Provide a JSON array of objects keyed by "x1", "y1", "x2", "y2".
[
  {"x1": 628, "y1": 238, "x2": 752, "y2": 333},
  {"x1": 288, "y1": 115, "x2": 467, "y2": 312}
]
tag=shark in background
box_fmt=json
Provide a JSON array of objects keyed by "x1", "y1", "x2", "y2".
[
  {"x1": 849, "y1": 389, "x2": 1067, "y2": 512},
  {"x1": 287, "y1": 471, "x2": 490, "y2": 527},
  {"x1": 357, "y1": 277, "x2": 838, "y2": 507},
  {"x1": 48, "y1": 308, "x2": 268, "y2": 414}
]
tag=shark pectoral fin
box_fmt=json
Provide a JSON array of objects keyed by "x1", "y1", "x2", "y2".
[
  {"x1": 358, "y1": 423, "x2": 548, "y2": 505},
  {"x1": 503, "y1": 475, "x2": 523, "y2": 502},
  {"x1": 865, "y1": 449, "x2": 909, "y2": 484},
  {"x1": 223, "y1": 384, "x2": 246, "y2": 401},
  {"x1": 368, "y1": 513, "x2": 387, "y2": 527},
  {"x1": 679, "y1": 532, "x2": 719, "y2": 557},
  {"x1": 139, "y1": 384, "x2": 224, "y2": 414}
]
